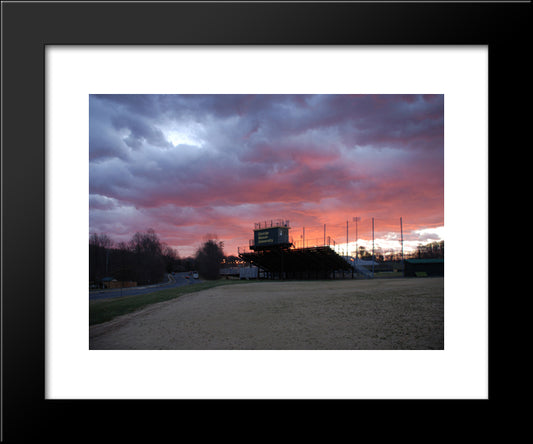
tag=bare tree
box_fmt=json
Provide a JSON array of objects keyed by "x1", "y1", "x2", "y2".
[
  {"x1": 89, "y1": 233, "x2": 113, "y2": 249},
  {"x1": 89, "y1": 233, "x2": 114, "y2": 285},
  {"x1": 128, "y1": 228, "x2": 166, "y2": 284}
]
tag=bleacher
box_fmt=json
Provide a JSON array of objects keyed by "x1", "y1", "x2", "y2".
[{"x1": 239, "y1": 246, "x2": 353, "y2": 279}]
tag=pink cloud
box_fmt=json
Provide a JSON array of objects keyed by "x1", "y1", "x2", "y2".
[{"x1": 90, "y1": 94, "x2": 444, "y2": 257}]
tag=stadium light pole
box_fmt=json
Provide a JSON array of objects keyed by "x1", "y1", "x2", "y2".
[
  {"x1": 400, "y1": 216, "x2": 404, "y2": 266},
  {"x1": 353, "y1": 217, "x2": 360, "y2": 260},
  {"x1": 346, "y1": 220, "x2": 349, "y2": 257},
  {"x1": 372, "y1": 217, "x2": 375, "y2": 277}
]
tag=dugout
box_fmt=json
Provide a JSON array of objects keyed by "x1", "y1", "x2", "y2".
[{"x1": 403, "y1": 258, "x2": 444, "y2": 277}]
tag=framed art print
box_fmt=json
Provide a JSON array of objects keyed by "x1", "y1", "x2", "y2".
[{"x1": 3, "y1": 1, "x2": 528, "y2": 441}]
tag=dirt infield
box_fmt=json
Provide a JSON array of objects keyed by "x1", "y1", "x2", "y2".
[{"x1": 89, "y1": 277, "x2": 444, "y2": 350}]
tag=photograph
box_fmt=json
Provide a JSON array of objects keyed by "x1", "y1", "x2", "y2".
[
  {"x1": 4, "y1": 0, "x2": 524, "y2": 439},
  {"x1": 88, "y1": 93, "x2": 445, "y2": 350}
]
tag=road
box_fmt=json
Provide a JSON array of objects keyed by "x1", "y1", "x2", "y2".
[{"x1": 89, "y1": 272, "x2": 202, "y2": 300}]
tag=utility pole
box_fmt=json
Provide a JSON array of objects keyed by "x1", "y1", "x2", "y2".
[
  {"x1": 324, "y1": 223, "x2": 326, "y2": 247},
  {"x1": 121, "y1": 249, "x2": 124, "y2": 298},
  {"x1": 400, "y1": 216, "x2": 404, "y2": 266},
  {"x1": 353, "y1": 217, "x2": 360, "y2": 260},
  {"x1": 372, "y1": 217, "x2": 375, "y2": 277},
  {"x1": 346, "y1": 220, "x2": 349, "y2": 257}
]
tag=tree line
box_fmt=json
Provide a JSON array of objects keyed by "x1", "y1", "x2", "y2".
[
  {"x1": 89, "y1": 229, "x2": 224, "y2": 288},
  {"x1": 90, "y1": 228, "x2": 443, "y2": 288},
  {"x1": 357, "y1": 240, "x2": 444, "y2": 262}
]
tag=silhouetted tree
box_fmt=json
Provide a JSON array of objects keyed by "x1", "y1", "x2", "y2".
[
  {"x1": 128, "y1": 228, "x2": 166, "y2": 284},
  {"x1": 407, "y1": 240, "x2": 444, "y2": 260},
  {"x1": 179, "y1": 256, "x2": 197, "y2": 272},
  {"x1": 89, "y1": 233, "x2": 113, "y2": 285},
  {"x1": 195, "y1": 237, "x2": 225, "y2": 280},
  {"x1": 358, "y1": 246, "x2": 373, "y2": 260},
  {"x1": 89, "y1": 229, "x2": 188, "y2": 287},
  {"x1": 162, "y1": 245, "x2": 180, "y2": 273}
]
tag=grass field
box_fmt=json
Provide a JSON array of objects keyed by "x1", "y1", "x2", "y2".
[{"x1": 89, "y1": 279, "x2": 250, "y2": 326}]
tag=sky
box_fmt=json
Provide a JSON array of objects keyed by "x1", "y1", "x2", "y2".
[{"x1": 89, "y1": 94, "x2": 444, "y2": 258}]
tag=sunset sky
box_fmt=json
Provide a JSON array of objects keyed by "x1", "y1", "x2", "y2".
[{"x1": 89, "y1": 94, "x2": 444, "y2": 258}]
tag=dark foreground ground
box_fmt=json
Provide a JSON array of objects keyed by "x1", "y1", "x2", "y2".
[{"x1": 90, "y1": 277, "x2": 444, "y2": 350}]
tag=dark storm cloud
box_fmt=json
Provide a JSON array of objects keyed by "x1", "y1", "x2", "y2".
[
  {"x1": 89, "y1": 194, "x2": 118, "y2": 210},
  {"x1": 89, "y1": 94, "x2": 444, "y2": 255},
  {"x1": 111, "y1": 114, "x2": 173, "y2": 150}
]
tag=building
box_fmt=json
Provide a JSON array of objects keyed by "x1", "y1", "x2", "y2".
[{"x1": 403, "y1": 258, "x2": 444, "y2": 277}]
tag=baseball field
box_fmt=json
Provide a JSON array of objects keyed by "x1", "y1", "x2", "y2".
[{"x1": 89, "y1": 277, "x2": 444, "y2": 350}]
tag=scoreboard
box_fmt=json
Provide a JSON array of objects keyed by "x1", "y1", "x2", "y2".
[{"x1": 253, "y1": 226, "x2": 289, "y2": 248}]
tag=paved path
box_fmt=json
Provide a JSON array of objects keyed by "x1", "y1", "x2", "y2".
[{"x1": 89, "y1": 272, "x2": 203, "y2": 300}]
